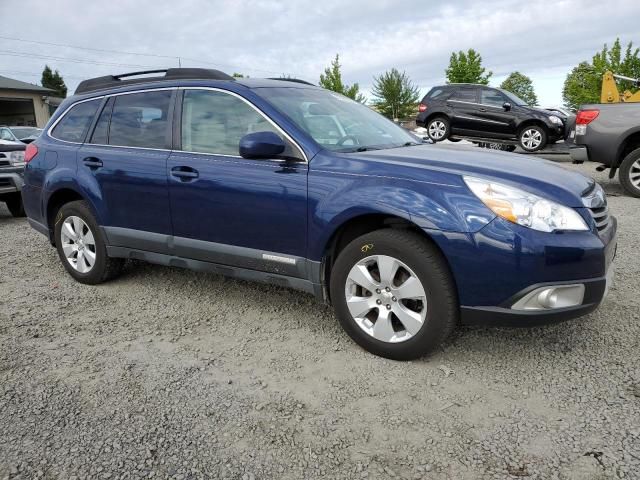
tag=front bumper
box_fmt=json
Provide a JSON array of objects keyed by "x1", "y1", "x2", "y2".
[
  {"x1": 0, "y1": 167, "x2": 25, "y2": 195},
  {"x1": 430, "y1": 213, "x2": 617, "y2": 327},
  {"x1": 460, "y1": 275, "x2": 607, "y2": 326}
]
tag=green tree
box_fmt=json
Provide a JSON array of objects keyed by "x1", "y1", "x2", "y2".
[
  {"x1": 41, "y1": 65, "x2": 67, "y2": 97},
  {"x1": 232, "y1": 72, "x2": 245, "y2": 78},
  {"x1": 319, "y1": 54, "x2": 366, "y2": 103},
  {"x1": 445, "y1": 49, "x2": 492, "y2": 85},
  {"x1": 371, "y1": 68, "x2": 420, "y2": 120},
  {"x1": 500, "y1": 71, "x2": 538, "y2": 105},
  {"x1": 562, "y1": 38, "x2": 640, "y2": 110},
  {"x1": 562, "y1": 62, "x2": 601, "y2": 110}
]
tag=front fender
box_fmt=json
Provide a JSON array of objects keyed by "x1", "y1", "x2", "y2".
[{"x1": 307, "y1": 170, "x2": 495, "y2": 260}]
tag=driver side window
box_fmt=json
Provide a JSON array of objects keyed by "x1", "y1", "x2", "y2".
[
  {"x1": 181, "y1": 89, "x2": 302, "y2": 159},
  {"x1": 480, "y1": 89, "x2": 507, "y2": 108}
]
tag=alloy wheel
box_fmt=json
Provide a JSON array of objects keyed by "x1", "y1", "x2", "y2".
[
  {"x1": 60, "y1": 216, "x2": 97, "y2": 273},
  {"x1": 428, "y1": 121, "x2": 446, "y2": 140},
  {"x1": 521, "y1": 129, "x2": 542, "y2": 150},
  {"x1": 344, "y1": 255, "x2": 427, "y2": 343},
  {"x1": 629, "y1": 158, "x2": 640, "y2": 189}
]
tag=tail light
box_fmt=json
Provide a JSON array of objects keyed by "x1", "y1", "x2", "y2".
[
  {"x1": 24, "y1": 143, "x2": 38, "y2": 163},
  {"x1": 576, "y1": 109, "x2": 599, "y2": 125},
  {"x1": 418, "y1": 103, "x2": 427, "y2": 112}
]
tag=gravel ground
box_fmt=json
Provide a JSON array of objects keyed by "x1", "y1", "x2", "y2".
[{"x1": 1, "y1": 162, "x2": 639, "y2": 480}]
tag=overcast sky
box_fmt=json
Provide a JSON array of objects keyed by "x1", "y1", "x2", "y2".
[{"x1": 1, "y1": 0, "x2": 639, "y2": 106}]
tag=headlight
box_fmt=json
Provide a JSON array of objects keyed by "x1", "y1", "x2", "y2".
[
  {"x1": 8, "y1": 150, "x2": 25, "y2": 166},
  {"x1": 464, "y1": 176, "x2": 588, "y2": 232},
  {"x1": 548, "y1": 115, "x2": 563, "y2": 125}
]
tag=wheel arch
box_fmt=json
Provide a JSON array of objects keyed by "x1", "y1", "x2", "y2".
[
  {"x1": 615, "y1": 129, "x2": 640, "y2": 167},
  {"x1": 424, "y1": 112, "x2": 450, "y2": 126},
  {"x1": 516, "y1": 119, "x2": 549, "y2": 136},
  {"x1": 320, "y1": 213, "x2": 457, "y2": 304},
  {"x1": 45, "y1": 187, "x2": 91, "y2": 244}
]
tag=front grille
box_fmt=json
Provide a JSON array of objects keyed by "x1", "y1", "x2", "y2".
[
  {"x1": 0, "y1": 178, "x2": 13, "y2": 187},
  {"x1": 589, "y1": 206, "x2": 610, "y2": 232},
  {"x1": 0, "y1": 159, "x2": 9, "y2": 167},
  {"x1": 581, "y1": 182, "x2": 609, "y2": 233}
]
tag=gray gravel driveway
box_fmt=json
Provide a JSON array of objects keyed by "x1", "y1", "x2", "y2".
[{"x1": 0, "y1": 162, "x2": 638, "y2": 480}]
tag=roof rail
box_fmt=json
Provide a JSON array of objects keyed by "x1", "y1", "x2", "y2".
[
  {"x1": 267, "y1": 77, "x2": 315, "y2": 86},
  {"x1": 75, "y1": 68, "x2": 235, "y2": 94}
]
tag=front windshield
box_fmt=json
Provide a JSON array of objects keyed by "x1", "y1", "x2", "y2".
[
  {"x1": 500, "y1": 89, "x2": 528, "y2": 106},
  {"x1": 257, "y1": 87, "x2": 418, "y2": 152},
  {"x1": 11, "y1": 127, "x2": 41, "y2": 138}
]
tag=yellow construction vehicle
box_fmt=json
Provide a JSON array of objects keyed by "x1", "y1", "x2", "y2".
[{"x1": 601, "y1": 70, "x2": 640, "y2": 103}]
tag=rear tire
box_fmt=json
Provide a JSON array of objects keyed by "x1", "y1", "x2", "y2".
[
  {"x1": 426, "y1": 117, "x2": 450, "y2": 142},
  {"x1": 54, "y1": 200, "x2": 124, "y2": 284},
  {"x1": 518, "y1": 125, "x2": 547, "y2": 152},
  {"x1": 619, "y1": 147, "x2": 640, "y2": 198},
  {"x1": 5, "y1": 193, "x2": 25, "y2": 217},
  {"x1": 330, "y1": 229, "x2": 458, "y2": 360}
]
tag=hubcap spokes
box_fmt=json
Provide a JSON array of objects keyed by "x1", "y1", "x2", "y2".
[
  {"x1": 429, "y1": 121, "x2": 446, "y2": 139},
  {"x1": 522, "y1": 129, "x2": 541, "y2": 149},
  {"x1": 345, "y1": 255, "x2": 427, "y2": 343},
  {"x1": 630, "y1": 159, "x2": 640, "y2": 188},
  {"x1": 60, "y1": 216, "x2": 96, "y2": 273}
]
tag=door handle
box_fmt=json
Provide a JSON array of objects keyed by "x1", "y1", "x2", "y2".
[
  {"x1": 83, "y1": 157, "x2": 103, "y2": 168},
  {"x1": 171, "y1": 166, "x2": 199, "y2": 180},
  {"x1": 478, "y1": 108, "x2": 487, "y2": 112}
]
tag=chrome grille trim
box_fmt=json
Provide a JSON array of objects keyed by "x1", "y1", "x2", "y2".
[{"x1": 582, "y1": 183, "x2": 610, "y2": 232}]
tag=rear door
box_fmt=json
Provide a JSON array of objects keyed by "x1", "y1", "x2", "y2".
[
  {"x1": 446, "y1": 87, "x2": 479, "y2": 133},
  {"x1": 474, "y1": 88, "x2": 515, "y2": 136},
  {"x1": 78, "y1": 89, "x2": 174, "y2": 252}
]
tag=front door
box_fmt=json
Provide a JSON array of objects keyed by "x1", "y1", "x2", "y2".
[
  {"x1": 78, "y1": 90, "x2": 174, "y2": 250},
  {"x1": 473, "y1": 88, "x2": 516, "y2": 136},
  {"x1": 167, "y1": 88, "x2": 308, "y2": 277}
]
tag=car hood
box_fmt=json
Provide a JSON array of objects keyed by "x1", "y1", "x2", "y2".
[
  {"x1": 0, "y1": 139, "x2": 23, "y2": 146},
  {"x1": 345, "y1": 144, "x2": 593, "y2": 207}
]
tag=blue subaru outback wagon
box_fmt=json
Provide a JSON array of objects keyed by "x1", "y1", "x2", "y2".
[{"x1": 21, "y1": 68, "x2": 617, "y2": 360}]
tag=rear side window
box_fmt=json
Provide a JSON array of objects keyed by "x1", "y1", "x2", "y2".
[
  {"x1": 449, "y1": 88, "x2": 477, "y2": 103},
  {"x1": 51, "y1": 99, "x2": 101, "y2": 143},
  {"x1": 108, "y1": 91, "x2": 172, "y2": 149}
]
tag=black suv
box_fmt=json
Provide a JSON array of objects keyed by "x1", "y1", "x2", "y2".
[{"x1": 416, "y1": 85, "x2": 566, "y2": 152}]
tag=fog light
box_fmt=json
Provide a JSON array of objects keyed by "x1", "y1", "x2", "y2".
[{"x1": 511, "y1": 284, "x2": 585, "y2": 311}]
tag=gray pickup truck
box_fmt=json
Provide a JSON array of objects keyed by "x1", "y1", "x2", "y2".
[{"x1": 569, "y1": 103, "x2": 640, "y2": 197}]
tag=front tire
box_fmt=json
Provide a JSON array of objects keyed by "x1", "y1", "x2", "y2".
[
  {"x1": 518, "y1": 125, "x2": 547, "y2": 152},
  {"x1": 426, "y1": 117, "x2": 450, "y2": 142},
  {"x1": 619, "y1": 147, "x2": 640, "y2": 198},
  {"x1": 5, "y1": 193, "x2": 25, "y2": 217},
  {"x1": 54, "y1": 200, "x2": 124, "y2": 284},
  {"x1": 330, "y1": 229, "x2": 458, "y2": 360}
]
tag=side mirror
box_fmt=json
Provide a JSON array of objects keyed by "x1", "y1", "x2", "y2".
[
  {"x1": 239, "y1": 131, "x2": 286, "y2": 159},
  {"x1": 503, "y1": 102, "x2": 512, "y2": 111}
]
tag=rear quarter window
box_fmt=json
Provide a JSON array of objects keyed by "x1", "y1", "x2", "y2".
[
  {"x1": 51, "y1": 99, "x2": 101, "y2": 143},
  {"x1": 427, "y1": 88, "x2": 446, "y2": 99}
]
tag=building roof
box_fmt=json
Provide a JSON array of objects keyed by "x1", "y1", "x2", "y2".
[{"x1": 0, "y1": 75, "x2": 54, "y2": 94}]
